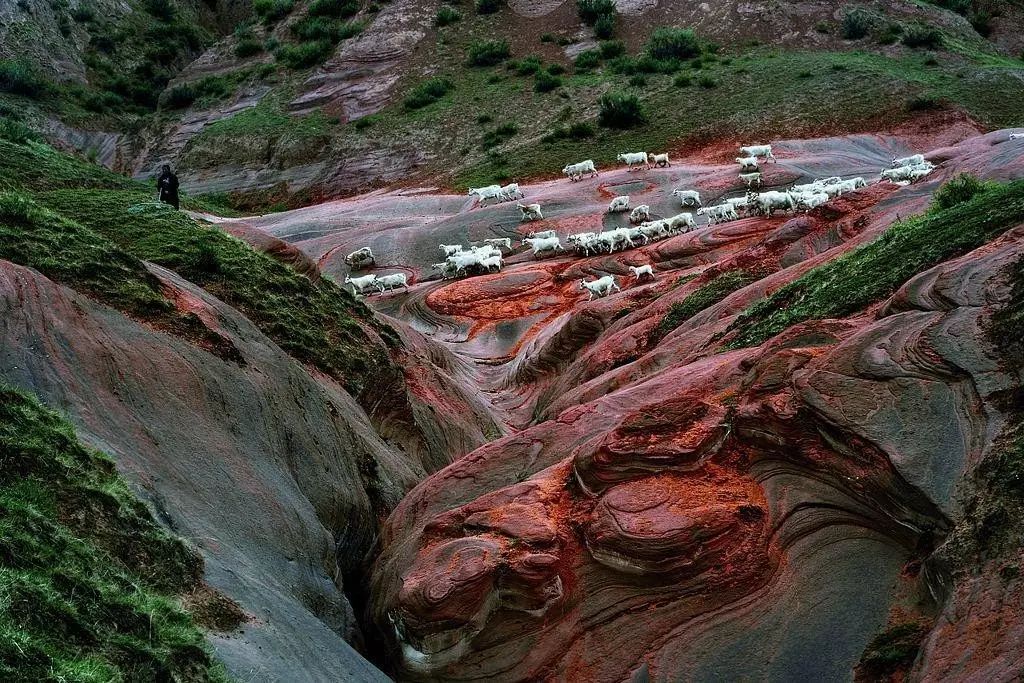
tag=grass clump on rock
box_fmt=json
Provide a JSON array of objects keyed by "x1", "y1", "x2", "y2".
[
  {"x1": 598, "y1": 91, "x2": 645, "y2": 128},
  {"x1": 656, "y1": 270, "x2": 763, "y2": 340},
  {"x1": 726, "y1": 178, "x2": 1024, "y2": 348},
  {"x1": 0, "y1": 385, "x2": 230, "y2": 681},
  {"x1": 467, "y1": 40, "x2": 511, "y2": 66},
  {"x1": 436, "y1": 5, "x2": 461, "y2": 26},
  {"x1": 404, "y1": 77, "x2": 454, "y2": 110}
]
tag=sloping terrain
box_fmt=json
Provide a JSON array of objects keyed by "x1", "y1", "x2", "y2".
[
  {"x1": 2, "y1": 0, "x2": 1023, "y2": 208},
  {"x1": 227, "y1": 122, "x2": 1024, "y2": 680}
]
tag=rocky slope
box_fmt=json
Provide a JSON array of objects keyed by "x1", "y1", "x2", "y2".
[{"x1": 226, "y1": 120, "x2": 1024, "y2": 680}]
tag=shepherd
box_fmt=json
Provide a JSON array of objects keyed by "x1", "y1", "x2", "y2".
[{"x1": 157, "y1": 164, "x2": 180, "y2": 210}]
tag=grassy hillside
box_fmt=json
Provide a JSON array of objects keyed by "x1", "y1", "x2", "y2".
[
  {"x1": 725, "y1": 175, "x2": 1024, "y2": 348},
  {"x1": 0, "y1": 385, "x2": 229, "y2": 681},
  {"x1": 0, "y1": 127, "x2": 400, "y2": 398}
]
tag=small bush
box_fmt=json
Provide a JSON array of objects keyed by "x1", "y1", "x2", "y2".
[
  {"x1": 646, "y1": 27, "x2": 701, "y2": 60},
  {"x1": 0, "y1": 59, "x2": 51, "y2": 99},
  {"x1": 540, "y1": 33, "x2": 555, "y2": 43},
  {"x1": 275, "y1": 40, "x2": 335, "y2": 68},
  {"x1": 968, "y1": 9, "x2": 993, "y2": 36},
  {"x1": 931, "y1": 174, "x2": 993, "y2": 211},
  {"x1": 292, "y1": 16, "x2": 338, "y2": 40},
  {"x1": 797, "y1": 70, "x2": 813, "y2": 79},
  {"x1": 254, "y1": 0, "x2": 294, "y2": 23},
  {"x1": 599, "y1": 40, "x2": 625, "y2": 59},
  {"x1": 71, "y1": 5, "x2": 96, "y2": 22},
  {"x1": 548, "y1": 63, "x2": 566, "y2": 76},
  {"x1": 477, "y1": 113, "x2": 494, "y2": 124},
  {"x1": 841, "y1": 8, "x2": 873, "y2": 40},
  {"x1": 308, "y1": 0, "x2": 361, "y2": 17},
  {"x1": 467, "y1": 39, "x2": 510, "y2": 66},
  {"x1": 698, "y1": 74, "x2": 717, "y2": 88},
  {"x1": 436, "y1": 5, "x2": 461, "y2": 25},
  {"x1": 876, "y1": 22, "x2": 903, "y2": 45},
  {"x1": 481, "y1": 122, "x2": 518, "y2": 149},
  {"x1": 902, "y1": 23, "x2": 943, "y2": 48},
  {"x1": 628, "y1": 74, "x2": 647, "y2": 87},
  {"x1": 577, "y1": 0, "x2": 615, "y2": 25},
  {"x1": 574, "y1": 49, "x2": 602, "y2": 71},
  {"x1": 594, "y1": 13, "x2": 615, "y2": 39},
  {"x1": 906, "y1": 94, "x2": 942, "y2": 111},
  {"x1": 511, "y1": 55, "x2": 543, "y2": 75},
  {"x1": 534, "y1": 71, "x2": 562, "y2": 92},
  {"x1": 476, "y1": 0, "x2": 501, "y2": 14},
  {"x1": 0, "y1": 117, "x2": 41, "y2": 144},
  {"x1": 235, "y1": 36, "x2": 264, "y2": 58},
  {"x1": 598, "y1": 91, "x2": 645, "y2": 128},
  {"x1": 673, "y1": 73, "x2": 692, "y2": 87},
  {"x1": 403, "y1": 77, "x2": 454, "y2": 109}
]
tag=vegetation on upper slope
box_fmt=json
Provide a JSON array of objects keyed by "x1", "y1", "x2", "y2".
[
  {"x1": 0, "y1": 385, "x2": 229, "y2": 681},
  {"x1": 724, "y1": 176, "x2": 1024, "y2": 348},
  {"x1": 652, "y1": 269, "x2": 764, "y2": 343},
  {"x1": 0, "y1": 130, "x2": 399, "y2": 398}
]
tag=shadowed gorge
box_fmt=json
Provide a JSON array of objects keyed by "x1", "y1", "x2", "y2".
[{"x1": 2, "y1": 0, "x2": 1024, "y2": 680}]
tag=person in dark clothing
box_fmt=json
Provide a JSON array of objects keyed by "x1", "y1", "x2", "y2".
[{"x1": 157, "y1": 165, "x2": 180, "y2": 210}]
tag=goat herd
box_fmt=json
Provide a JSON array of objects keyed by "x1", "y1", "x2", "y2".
[{"x1": 342, "y1": 144, "x2": 939, "y2": 298}]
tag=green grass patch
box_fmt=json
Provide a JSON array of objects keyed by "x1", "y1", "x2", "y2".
[
  {"x1": 655, "y1": 270, "x2": 763, "y2": 341},
  {"x1": 467, "y1": 40, "x2": 511, "y2": 67},
  {"x1": 0, "y1": 385, "x2": 228, "y2": 681},
  {"x1": 725, "y1": 179, "x2": 1024, "y2": 349},
  {"x1": 0, "y1": 59, "x2": 52, "y2": 99},
  {"x1": 0, "y1": 134, "x2": 399, "y2": 398},
  {"x1": 858, "y1": 622, "x2": 931, "y2": 678},
  {"x1": 436, "y1": 5, "x2": 462, "y2": 26},
  {"x1": 254, "y1": 0, "x2": 295, "y2": 23},
  {"x1": 598, "y1": 91, "x2": 645, "y2": 128},
  {"x1": 404, "y1": 77, "x2": 455, "y2": 110}
]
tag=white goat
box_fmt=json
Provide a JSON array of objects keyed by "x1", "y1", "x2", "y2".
[
  {"x1": 838, "y1": 177, "x2": 867, "y2": 194},
  {"x1": 527, "y1": 229, "x2": 557, "y2": 239},
  {"x1": 789, "y1": 191, "x2": 829, "y2": 212},
  {"x1": 607, "y1": 195, "x2": 630, "y2": 213},
  {"x1": 617, "y1": 152, "x2": 649, "y2": 170},
  {"x1": 739, "y1": 172, "x2": 762, "y2": 189},
  {"x1": 524, "y1": 236, "x2": 563, "y2": 255},
  {"x1": 628, "y1": 264, "x2": 655, "y2": 281},
  {"x1": 483, "y1": 237, "x2": 512, "y2": 250},
  {"x1": 500, "y1": 183, "x2": 523, "y2": 201},
  {"x1": 698, "y1": 204, "x2": 739, "y2": 224},
  {"x1": 667, "y1": 212, "x2": 696, "y2": 234},
  {"x1": 563, "y1": 159, "x2": 598, "y2": 181},
  {"x1": 881, "y1": 164, "x2": 933, "y2": 183},
  {"x1": 638, "y1": 220, "x2": 670, "y2": 241},
  {"x1": 671, "y1": 189, "x2": 702, "y2": 207},
  {"x1": 580, "y1": 275, "x2": 620, "y2": 300},
  {"x1": 518, "y1": 203, "x2": 543, "y2": 221},
  {"x1": 650, "y1": 153, "x2": 671, "y2": 168},
  {"x1": 892, "y1": 154, "x2": 926, "y2": 168},
  {"x1": 739, "y1": 144, "x2": 776, "y2": 162},
  {"x1": 751, "y1": 190, "x2": 796, "y2": 216},
  {"x1": 1010, "y1": 133, "x2": 1024, "y2": 140},
  {"x1": 439, "y1": 244, "x2": 463, "y2": 257},
  {"x1": 481, "y1": 255, "x2": 503, "y2": 273},
  {"x1": 344, "y1": 247, "x2": 375, "y2": 267},
  {"x1": 736, "y1": 156, "x2": 760, "y2": 172},
  {"x1": 567, "y1": 232, "x2": 598, "y2": 255},
  {"x1": 344, "y1": 273, "x2": 379, "y2": 294},
  {"x1": 376, "y1": 273, "x2": 409, "y2": 292},
  {"x1": 629, "y1": 205, "x2": 651, "y2": 223}
]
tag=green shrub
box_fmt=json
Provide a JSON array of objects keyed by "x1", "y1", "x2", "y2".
[
  {"x1": 476, "y1": 0, "x2": 501, "y2": 14},
  {"x1": 511, "y1": 55, "x2": 543, "y2": 75},
  {"x1": 477, "y1": 113, "x2": 494, "y2": 124},
  {"x1": 594, "y1": 12, "x2": 615, "y2": 38},
  {"x1": 628, "y1": 74, "x2": 647, "y2": 87},
  {"x1": 308, "y1": 0, "x2": 361, "y2": 17},
  {"x1": 436, "y1": 5, "x2": 461, "y2": 25},
  {"x1": 403, "y1": 77, "x2": 454, "y2": 109},
  {"x1": 902, "y1": 23, "x2": 943, "y2": 48},
  {"x1": 907, "y1": 94, "x2": 943, "y2": 111},
  {"x1": 859, "y1": 623, "x2": 931, "y2": 678},
  {"x1": 0, "y1": 117, "x2": 41, "y2": 144},
  {"x1": 253, "y1": 0, "x2": 294, "y2": 23},
  {"x1": 70, "y1": 5, "x2": 96, "y2": 22},
  {"x1": 841, "y1": 8, "x2": 873, "y2": 40},
  {"x1": 235, "y1": 35, "x2": 264, "y2": 58},
  {"x1": 467, "y1": 39, "x2": 510, "y2": 66},
  {"x1": 673, "y1": 73, "x2": 692, "y2": 87},
  {"x1": 726, "y1": 179, "x2": 1024, "y2": 349},
  {"x1": 698, "y1": 74, "x2": 718, "y2": 88},
  {"x1": 534, "y1": 71, "x2": 562, "y2": 92},
  {"x1": 577, "y1": 0, "x2": 615, "y2": 24},
  {"x1": 931, "y1": 173, "x2": 994, "y2": 212},
  {"x1": 598, "y1": 91, "x2": 645, "y2": 128},
  {"x1": 574, "y1": 49, "x2": 602, "y2": 71},
  {"x1": 547, "y1": 63, "x2": 566, "y2": 75},
  {"x1": 968, "y1": 9, "x2": 993, "y2": 36},
  {"x1": 876, "y1": 22, "x2": 903, "y2": 44},
  {"x1": 481, "y1": 122, "x2": 518, "y2": 149},
  {"x1": 599, "y1": 40, "x2": 625, "y2": 58},
  {"x1": 646, "y1": 27, "x2": 701, "y2": 60},
  {"x1": 275, "y1": 40, "x2": 335, "y2": 68},
  {"x1": 540, "y1": 32, "x2": 555, "y2": 43},
  {"x1": 0, "y1": 59, "x2": 51, "y2": 99},
  {"x1": 541, "y1": 121, "x2": 596, "y2": 143}
]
